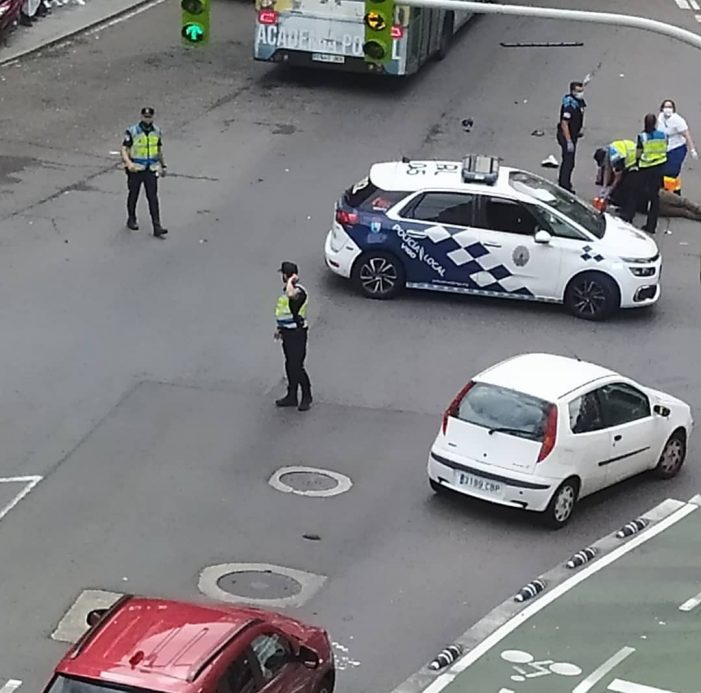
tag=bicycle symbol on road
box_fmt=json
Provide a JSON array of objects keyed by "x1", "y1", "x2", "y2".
[{"x1": 501, "y1": 650, "x2": 582, "y2": 682}]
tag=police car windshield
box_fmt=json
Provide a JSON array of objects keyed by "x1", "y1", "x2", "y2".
[{"x1": 508, "y1": 171, "x2": 606, "y2": 239}]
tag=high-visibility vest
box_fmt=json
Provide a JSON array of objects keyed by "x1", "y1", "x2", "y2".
[
  {"x1": 128, "y1": 123, "x2": 162, "y2": 171},
  {"x1": 608, "y1": 140, "x2": 637, "y2": 170},
  {"x1": 638, "y1": 130, "x2": 667, "y2": 169},
  {"x1": 663, "y1": 176, "x2": 681, "y2": 192},
  {"x1": 275, "y1": 285, "x2": 308, "y2": 329}
]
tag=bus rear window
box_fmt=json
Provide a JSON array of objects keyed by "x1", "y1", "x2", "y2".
[{"x1": 343, "y1": 179, "x2": 407, "y2": 212}]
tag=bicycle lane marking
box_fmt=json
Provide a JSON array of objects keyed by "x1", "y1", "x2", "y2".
[{"x1": 408, "y1": 498, "x2": 698, "y2": 693}]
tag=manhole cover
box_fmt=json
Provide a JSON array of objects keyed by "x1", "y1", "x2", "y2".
[
  {"x1": 269, "y1": 465, "x2": 353, "y2": 497},
  {"x1": 216, "y1": 570, "x2": 302, "y2": 600},
  {"x1": 279, "y1": 471, "x2": 338, "y2": 492}
]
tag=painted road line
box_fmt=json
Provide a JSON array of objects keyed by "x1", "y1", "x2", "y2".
[
  {"x1": 0, "y1": 680, "x2": 22, "y2": 693},
  {"x1": 608, "y1": 679, "x2": 677, "y2": 693},
  {"x1": 696, "y1": 14, "x2": 701, "y2": 22},
  {"x1": 674, "y1": 0, "x2": 690, "y2": 8},
  {"x1": 572, "y1": 647, "x2": 636, "y2": 693},
  {"x1": 678, "y1": 589, "x2": 701, "y2": 612},
  {"x1": 446, "y1": 501, "x2": 697, "y2": 677},
  {"x1": 0, "y1": 476, "x2": 42, "y2": 523},
  {"x1": 689, "y1": 0, "x2": 700, "y2": 10}
]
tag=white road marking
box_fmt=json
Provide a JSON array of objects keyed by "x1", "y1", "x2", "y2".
[
  {"x1": 689, "y1": 0, "x2": 699, "y2": 9},
  {"x1": 331, "y1": 642, "x2": 361, "y2": 671},
  {"x1": 679, "y1": 589, "x2": 701, "y2": 611},
  {"x1": 608, "y1": 679, "x2": 677, "y2": 693},
  {"x1": 572, "y1": 647, "x2": 636, "y2": 693},
  {"x1": 424, "y1": 500, "x2": 696, "y2": 690},
  {"x1": 0, "y1": 476, "x2": 43, "y2": 522},
  {"x1": 85, "y1": 0, "x2": 168, "y2": 36},
  {"x1": 0, "y1": 680, "x2": 22, "y2": 693},
  {"x1": 674, "y1": 0, "x2": 690, "y2": 8},
  {"x1": 696, "y1": 13, "x2": 701, "y2": 21}
]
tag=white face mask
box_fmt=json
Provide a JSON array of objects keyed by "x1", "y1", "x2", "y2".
[{"x1": 662, "y1": 107, "x2": 674, "y2": 118}]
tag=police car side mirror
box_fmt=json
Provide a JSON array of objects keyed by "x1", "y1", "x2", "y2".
[
  {"x1": 653, "y1": 404, "x2": 671, "y2": 418},
  {"x1": 534, "y1": 229, "x2": 552, "y2": 244}
]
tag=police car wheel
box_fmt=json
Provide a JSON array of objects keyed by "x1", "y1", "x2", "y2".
[
  {"x1": 352, "y1": 251, "x2": 405, "y2": 299},
  {"x1": 542, "y1": 478, "x2": 579, "y2": 530},
  {"x1": 654, "y1": 429, "x2": 686, "y2": 479},
  {"x1": 564, "y1": 271, "x2": 620, "y2": 321}
]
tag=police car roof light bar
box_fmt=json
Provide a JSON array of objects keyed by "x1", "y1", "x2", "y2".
[{"x1": 462, "y1": 155, "x2": 500, "y2": 185}]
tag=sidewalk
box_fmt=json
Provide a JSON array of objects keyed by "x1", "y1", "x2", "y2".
[{"x1": 0, "y1": 0, "x2": 158, "y2": 66}]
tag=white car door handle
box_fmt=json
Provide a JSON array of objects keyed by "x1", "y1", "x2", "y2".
[
  {"x1": 405, "y1": 230, "x2": 427, "y2": 239},
  {"x1": 614, "y1": 434, "x2": 622, "y2": 442},
  {"x1": 482, "y1": 241, "x2": 502, "y2": 248}
]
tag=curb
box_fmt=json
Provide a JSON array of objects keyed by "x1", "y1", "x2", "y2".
[
  {"x1": 0, "y1": 0, "x2": 159, "y2": 67},
  {"x1": 390, "y1": 493, "x2": 701, "y2": 693}
]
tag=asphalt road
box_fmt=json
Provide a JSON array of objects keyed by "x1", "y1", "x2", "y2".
[{"x1": 0, "y1": 1, "x2": 700, "y2": 692}]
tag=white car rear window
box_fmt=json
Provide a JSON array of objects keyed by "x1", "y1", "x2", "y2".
[{"x1": 457, "y1": 383, "x2": 550, "y2": 441}]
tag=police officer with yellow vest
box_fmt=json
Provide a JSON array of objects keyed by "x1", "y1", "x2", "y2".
[
  {"x1": 274, "y1": 261, "x2": 312, "y2": 411},
  {"x1": 120, "y1": 107, "x2": 168, "y2": 238},
  {"x1": 636, "y1": 113, "x2": 668, "y2": 235},
  {"x1": 593, "y1": 139, "x2": 638, "y2": 222}
]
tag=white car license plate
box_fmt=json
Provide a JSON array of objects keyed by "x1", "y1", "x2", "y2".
[
  {"x1": 454, "y1": 471, "x2": 502, "y2": 496},
  {"x1": 312, "y1": 53, "x2": 345, "y2": 64}
]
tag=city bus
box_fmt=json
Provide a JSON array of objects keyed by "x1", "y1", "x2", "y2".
[{"x1": 253, "y1": 0, "x2": 487, "y2": 76}]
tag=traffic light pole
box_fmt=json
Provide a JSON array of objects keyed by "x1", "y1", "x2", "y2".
[{"x1": 397, "y1": 0, "x2": 701, "y2": 51}]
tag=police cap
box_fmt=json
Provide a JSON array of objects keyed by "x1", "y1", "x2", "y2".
[
  {"x1": 141, "y1": 106, "x2": 155, "y2": 117},
  {"x1": 279, "y1": 261, "x2": 299, "y2": 275}
]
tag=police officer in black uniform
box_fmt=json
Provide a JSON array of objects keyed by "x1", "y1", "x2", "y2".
[
  {"x1": 274, "y1": 262, "x2": 313, "y2": 412},
  {"x1": 557, "y1": 81, "x2": 587, "y2": 193}
]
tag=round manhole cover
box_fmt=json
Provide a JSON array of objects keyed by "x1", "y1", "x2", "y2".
[
  {"x1": 279, "y1": 471, "x2": 338, "y2": 492},
  {"x1": 216, "y1": 570, "x2": 302, "y2": 600},
  {"x1": 269, "y1": 466, "x2": 353, "y2": 497}
]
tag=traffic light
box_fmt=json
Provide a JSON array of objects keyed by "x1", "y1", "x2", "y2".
[
  {"x1": 363, "y1": 0, "x2": 394, "y2": 65},
  {"x1": 181, "y1": 0, "x2": 210, "y2": 45}
]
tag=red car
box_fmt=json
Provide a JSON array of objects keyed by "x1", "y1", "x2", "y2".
[
  {"x1": 0, "y1": 0, "x2": 21, "y2": 38},
  {"x1": 44, "y1": 595, "x2": 336, "y2": 693}
]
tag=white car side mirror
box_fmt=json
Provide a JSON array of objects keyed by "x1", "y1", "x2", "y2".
[{"x1": 534, "y1": 229, "x2": 552, "y2": 244}]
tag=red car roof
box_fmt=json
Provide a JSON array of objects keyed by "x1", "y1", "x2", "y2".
[{"x1": 56, "y1": 597, "x2": 262, "y2": 693}]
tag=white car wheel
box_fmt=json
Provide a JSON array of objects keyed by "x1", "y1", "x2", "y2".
[{"x1": 543, "y1": 478, "x2": 579, "y2": 529}]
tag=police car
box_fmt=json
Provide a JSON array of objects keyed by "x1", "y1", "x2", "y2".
[{"x1": 324, "y1": 155, "x2": 662, "y2": 320}]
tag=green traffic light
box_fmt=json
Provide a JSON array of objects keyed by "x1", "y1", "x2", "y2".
[{"x1": 182, "y1": 22, "x2": 206, "y2": 42}]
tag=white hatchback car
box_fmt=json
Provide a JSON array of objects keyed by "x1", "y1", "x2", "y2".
[{"x1": 427, "y1": 353, "x2": 693, "y2": 528}]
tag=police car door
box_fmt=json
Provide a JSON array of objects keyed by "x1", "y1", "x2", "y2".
[
  {"x1": 472, "y1": 195, "x2": 564, "y2": 300},
  {"x1": 389, "y1": 190, "x2": 480, "y2": 289}
]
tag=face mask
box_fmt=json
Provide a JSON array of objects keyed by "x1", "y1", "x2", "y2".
[
  {"x1": 662, "y1": 107, "x2": 674, "y2": 117},
  {"x1": 573, "y1": 91, "x2": 584, "y2": 100}
]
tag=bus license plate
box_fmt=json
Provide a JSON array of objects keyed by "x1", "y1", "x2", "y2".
[
  {"x1": 455, "y1": 471, "x2": 502, "y2": 496},
  {"x1": 312, "y1": 53, "x2": 345, "y2": 64}
]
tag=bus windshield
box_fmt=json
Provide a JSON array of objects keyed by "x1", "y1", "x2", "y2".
[{"x1": 509, "y1": 171, "x2": 606, "y2": 239}]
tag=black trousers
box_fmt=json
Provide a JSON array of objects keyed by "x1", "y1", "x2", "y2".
[
  {"x1": 557, "y1": 132, "x2": 577, "y2": 191},
  {"x1": 616, "y1": 170, "x2": 639, "y2": 223},
  {"x1": 281, "y1": 328, "x2": 312, "y2": 401},
  {"x1": 637, "y1": 165, "x2": 665, "y2": 233},
  {"x1": 127, "y1": 170, "x2": 161, "y2": 226}
]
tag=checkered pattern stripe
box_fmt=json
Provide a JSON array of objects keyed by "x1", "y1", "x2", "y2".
[
  {"x1": 421, "y1": 225, "x2": 534, "y2": 297},
  {"x1": 580, "y1": 244, "x2": 605, "y2": 262}
]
